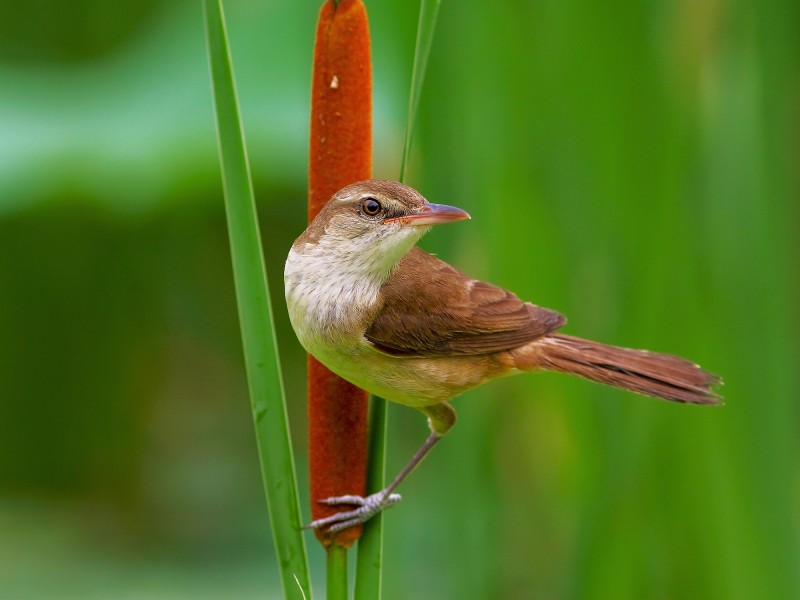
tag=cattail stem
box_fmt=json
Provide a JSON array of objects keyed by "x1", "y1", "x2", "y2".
[{"x1": 326, "y1": 545, "x2": 349, "y2": 600}]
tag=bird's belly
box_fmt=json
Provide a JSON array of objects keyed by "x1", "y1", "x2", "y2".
[{"x1": 310, "y1": 338, "x2": 498, "y2": 408}]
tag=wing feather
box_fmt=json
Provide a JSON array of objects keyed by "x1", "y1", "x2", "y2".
[{"x1": 365, "y1": 248, "x2": 565, "y2": 356}]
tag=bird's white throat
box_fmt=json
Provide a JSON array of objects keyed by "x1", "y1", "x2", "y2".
[{"x1": 284, "y1": 222, "x2": 428, "y2": 354}]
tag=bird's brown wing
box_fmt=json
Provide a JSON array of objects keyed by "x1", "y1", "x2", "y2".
[{"x1": 365, "y1": 247, "x2": 566, "y2": 357}]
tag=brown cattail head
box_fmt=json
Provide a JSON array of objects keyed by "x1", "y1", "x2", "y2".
[
  {"x1": 309, "y1": 0, "x2": 372, "y2": 217},
  {"x1": 307, "y1": 0, "x2": 372, "y2": 548}
]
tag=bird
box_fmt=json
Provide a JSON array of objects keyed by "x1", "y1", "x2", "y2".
[{"x1": 284, "y1": 179, "x2": 721, "y2": 533}]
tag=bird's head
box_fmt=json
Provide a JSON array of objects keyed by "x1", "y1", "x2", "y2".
[{"x1": 297, "y1": 180, "x2": 470, "y2": 277}]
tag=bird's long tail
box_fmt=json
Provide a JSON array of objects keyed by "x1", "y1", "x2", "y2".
[{"x1": 519, "y1": 334, "x2": 722, "y2": 405}]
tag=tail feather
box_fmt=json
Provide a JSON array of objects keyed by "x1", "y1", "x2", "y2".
[{"x1": 528, "y1": 334, "x2": 722, "y2": 405}]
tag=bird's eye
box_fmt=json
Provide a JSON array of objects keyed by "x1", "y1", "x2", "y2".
[{"x1": 361, "y1": 197, "x2": 382, "y2": 216}]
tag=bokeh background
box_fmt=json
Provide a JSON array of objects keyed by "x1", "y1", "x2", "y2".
[{"x1": 1, "y1": 0, "x2": 798, "y2": 598}]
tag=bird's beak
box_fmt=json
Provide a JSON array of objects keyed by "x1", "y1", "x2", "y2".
[{"x1": 385, "y1": 202, "x2": 471, "y2": 226}]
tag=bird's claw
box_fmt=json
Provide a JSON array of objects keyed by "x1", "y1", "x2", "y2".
[{"x1": 306, "y1": 492, "x2": 402, "y2": 533}]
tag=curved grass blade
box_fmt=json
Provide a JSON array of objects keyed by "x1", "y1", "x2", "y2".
[
  {"x1": 399, "y1": 0, "x2": 443, "y2": 182},
  {"x1": 203, "y1": 1, "x2": 311, "y2": 598},
  {"x1": 355, "y1": 2, "x2": 443, "y2": 598}
]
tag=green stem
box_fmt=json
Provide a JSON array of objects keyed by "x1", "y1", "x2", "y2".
[
  {"x1": 327, "y1": 545, "x2": 349, "y2": 600},
  {"x1": 354, "y1": 397, "x2": 389, "y2": 599}
]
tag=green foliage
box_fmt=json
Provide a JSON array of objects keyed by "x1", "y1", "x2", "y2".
[{"x1": 0, "y1": 0, "x2": 797, "y2": 598}]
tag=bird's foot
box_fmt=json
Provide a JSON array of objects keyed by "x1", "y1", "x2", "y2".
[{"x1": 306, "y1": 492, "x2": 402, "y2": 533}]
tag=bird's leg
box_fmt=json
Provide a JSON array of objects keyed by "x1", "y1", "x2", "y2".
[{"x1": 307, "y1": 403, "x2": 456, "y2": 533}]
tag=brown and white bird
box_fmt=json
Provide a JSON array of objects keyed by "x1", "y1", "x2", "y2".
[{"x1": 285, "y1": 180, "x2": 721, "y2": 532}]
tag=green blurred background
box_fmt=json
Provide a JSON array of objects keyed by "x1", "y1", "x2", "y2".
[{"x1": 1, "y1": 0, "x2": 797, "y2": 598}]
